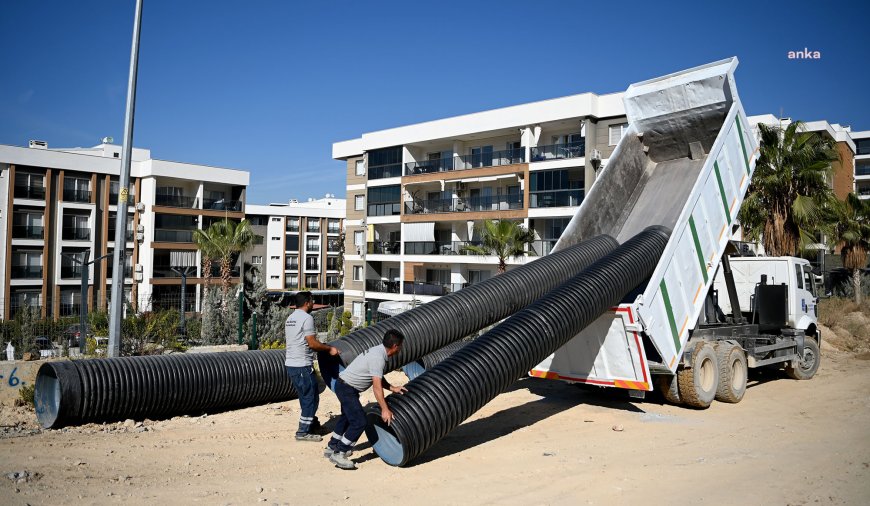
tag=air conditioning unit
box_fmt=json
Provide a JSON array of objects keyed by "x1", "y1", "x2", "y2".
[
  {"x1": 137, "y1": 224, "x2": 145, "y2": 233},
  {"x1": 134, "y1": 272, "x2": 143, "y2": 282},
  {"x1": 135, "y1": 202, "x2": 146, "y2": 212},
  {"x1": 136, "y1": 232, "x2": 144, "y2": 242},
  {"x1": 135, "y1": 264, "x2": 143, "y2": 273},
  {"x1": 356, "y1": 245, "x2": 364, "y2": 255},
  {"x1": 28, "y1": 140, "x2": 48, "y2": 149}
]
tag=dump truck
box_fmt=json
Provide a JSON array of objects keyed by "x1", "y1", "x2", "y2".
[{"x1": 530, "y1": 57, "x2": 821, "y2": 408}]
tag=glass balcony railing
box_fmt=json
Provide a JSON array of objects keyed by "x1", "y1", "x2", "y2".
[
  {"x1": 285, "y1": 261, "x2": 299, "y2": 271},
  {"x1": 305, "y1": 262, "x2": 320, "y2": 271},
  {"x1": 327, "y1": 224, "x2": 341, "y2": 234},
  {"x1": 155, "y1": 194, "x2": 198, "y2": 208},
  {"x1": 10, "y1": 266, "x2": 43, "y2": 279},
  {"x1": 62, "y1": 227, "x2": 91, "y2": 241},
  {"x1": 154, "y1": 229, "x2": 194, "y2": 242},
  {"x1": 855, "y1": 165, "x2": 870, "y2": 177},
  {"x1": 404, "y1": 148, "x2": 525, "y2": 176},
  {"x1": 63, "y1": 188, "x2": 92, "y2": 203},
  {"x1": 403, "y1": 240, "x2": 483, "y2": 255},
  {"x1": 11, "y1": 225, "x2": 44, "y2": 239},
  {"x1": 60, "y1": 266, "x2": 83, "y2": 279},
  {"x1": 203, "y1": 198, "x2": 242, "y2": 211},
  {"x1": 405, "y1": 157, "x2": 456, "y2": 175},
  {"x1": 404, "y1": 194, "x2": 523, "y2": 214},
  {"x1": 107, "y1": 265, "x2": 134, "y2": 279},
  {"x1": 366, "y1": 279, "x2": 400, "y2": 293},
  {"x1": 368, "y1": 202, "x2": 402, "y2": 217},
  {"x1": 530, "y1": 140, "x2": 585, "y2": 162},
  {"x1": 403, "y1": 281, "x2": 466, "y2": 296},
  {"x1": 367, "y1": 241, "x2": 401, "y2": 254},
  {"x1": 368, "y1": 163, "x2": 403, "y2": 180},
  {"x1": 107, "y1": 228, "x2": 135, "y2": 242},
  {"x1": 14, "y1": 185, "x2": 46, "y2": 200},
  {"x1": 529, "y1": 189, "x2": 585, "y2": 208}
]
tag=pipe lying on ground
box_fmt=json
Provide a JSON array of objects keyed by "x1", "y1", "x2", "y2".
[
  {"x1": 365, "y1": 226, "x2": 670, "y2": 466},
  {"x1": 403, "y1": 340, "x2": 475, "y2": 381},
  {"x1": 34, "y1": 350, "x2": 296, "y2": 429},
  {"x1": 332, "y1": 235, "x2": 619, "y2": 372}
]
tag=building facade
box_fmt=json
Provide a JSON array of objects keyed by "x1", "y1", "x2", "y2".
[
  {"x1": 333, "y1": 92, "x2": 627, "y2": 322},
  {"x1": 853, "y1": 130, "x2": 870, "y2": 199},
  {"x1": 0, "y1": 140, "x2": 249, "y2": 318},
  {"x1": 245, "y1": 197, "x2": 345, "y2": 295}
]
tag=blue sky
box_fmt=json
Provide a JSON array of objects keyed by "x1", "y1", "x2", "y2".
[{"x1": 1, "y1": 0, "x2": 868, "y2": 204}]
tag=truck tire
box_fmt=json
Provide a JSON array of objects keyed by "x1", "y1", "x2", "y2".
[
  {"x1": 655, "y1": 375, "x2": 681, "y2": 404},
  {"x1": 677, "y1": 343, "x2": 719, "y2": 409},
  {"x1": 786, "y1": 338, "x2": 820, "y2": 380},
  {"x1": 714, "y1": 343, "x2": 747, "y2": 403}
]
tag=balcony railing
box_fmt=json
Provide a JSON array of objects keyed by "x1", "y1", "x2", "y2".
[
  {"x1": 404, "y1": 148, "x2": 525, "y2": 176},
  {"x1": 369, "y1": 163, "x2": 403, "y2": 180},
  {"x1": 529, "y1": 239, "x2": 557, "y2": 256},
  {"x1": 63, "y1": 188, "x2": 92, "y2": 203},
  {"x1": 368, "y1": 202, "x2": 402, "y2": 217},
  {"x1": 285, "y1": 261, "x2": 299, "y2": 271},
  {"x1": 10, "y1": 266, "x2": 43, "y2": 279},
  {"x1": 154, "y1": 229, "x2": 194, "y2": 242},
  {"x1": 107, "y1": 229, "x2": 135, "y2": 242},
  {"x1": 404, "y1": 194, "x2": 523, "y2": 214},
  {"x1": 152, "y1": 267, "x2": 185, "y2": 278},
  {"x1": 11, "y1": 225, "x2": 44, "y2": 239},
  {"x1": 60, "y1": 266, "x2": 83, "y2": 279},
  {"x1": 109, "y1": 190, "x2": 136, "y2": 205},
  {"x1": 14, "y1": 185, "x2": 45, "y2": 200},
  {"x1": 306, "y1": 244, "x2": 321, "y2": 252},
  {"x1": 366, "y1": 279, "x2": 400, "y2": 293},
  {"x1": 403, "y1": 281, "x2": 466, "y2": 296},
  {"x1": 107, "y1": 265, "x2": 134, "y2": 279},
  {"x1": 203, "y1": 198, "x2": 242, "y2": 211},
  {"x1": 325, "y1": 279, "x2": 341, "y2": 289},
  {"x1": 305, "y1": 261, "x2": 320, "y2": 271},
  {"x1": 155, "y1": 194, "x2": 198, "y2": 208},
  {"x1": 327, "y1": 224, "x2": 341, "y2": 234},
  {"x1": 530, "y1": 140, "x2": 585, "y2": 162},
  {"x1": 856, "y1": 165, "x2": 870, "y2": 177},
  {"x1": 404, "y1": 240, "x2": 483, "y2": 255},
  {"x1": 286, "y1": 224, "x2": 300, "y2": 232},
  {"x1": 62, "y1": 227, "x2": 91, "y2": 241},
  {"x1": 367, "y1": 241, "x2": 401, "y2": 254},
  {"x1": 529, "y1": 189, "x2": 584, "y2": 208},
  {"x1": 857, "y1": 187, "x2": 870, "y2": 196}
]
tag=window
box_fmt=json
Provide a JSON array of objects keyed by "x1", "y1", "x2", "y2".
[
  {"x1": 354, "y1": 231, "x2": 365, "y2": 248},
  {"x1": 286, "y1": 255, "x2": 298, "y2": 270},
  {"x1": 307, "y1": 219, "x2": 321, "y2": 233},
  {"x1": 609, "y1": 123, "x2": 629, "y2": 146},
  {"x1": 271, "y1": 217, "x2": 281, "y2": 222},
  {"x1": 327, "y1": 219, "x2": 341, "y2": 234},
  {"x1": 470, "y1": 145, "x2": 494, "y2": 168},
  {"x1": 251, "y1": 256, "x2": 262, "y2": 265},
  {"x1": 286, "y1": 234, "x2": 299, "y2": 251},
  {"x1": 367, "y1": 147, "x2": 402, "y2": 179},
  {"x1": 353, "y1": 265, "x2": 363, "y2": 281},
  {"x1": 352, "y1": 301, "x2": 364, "y2": 320},
  {"x1": 271, "y1": 275, "x2": 279, "y2": 280},
  {"x1": 306, "y1": 236, "x2": 320, "y2": 252},
  {"x1": 327, "y1": 256, "x2": 340, "y2": 271},
  {"x1": 367, "y1": 185, "x2": 401, "y2": 216},
  {"x1": 327, "y1": 238, "x2": 341, "y2": 252},
  {"x1": 287, "y1": 217, "x2": 300, "y2": 232},
  {"x1": 305, "y1": 274, "x2": 320, "y2": 288},
  {"x1": 326, "y1": 275, "x2": 340, "y2": 289},
  {"x1": 286, "y1": 274, "x2": 298, "y2": 288},
  {"x1": 794, "y1": 264, "x2": 804, "y2": 290},
  {"x1": 272, "y1": 236, "x2": 280, "y2": 241},
  {"x1": 355, "y1": 159, "x2": 365, "y2": 176},
  {"x1": 306, "y1": 255, "x2": 320, "y2": 270},
  {"x1": 270, "y1": 255, "x2": 280, "y2": 260},
  {"x1": 354, "y1": 195, "x2": 364, "y2": 211}
]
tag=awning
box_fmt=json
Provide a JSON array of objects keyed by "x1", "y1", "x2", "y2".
[{"x1": 405, "y1": 222, "x2": 435, "y2": 242}]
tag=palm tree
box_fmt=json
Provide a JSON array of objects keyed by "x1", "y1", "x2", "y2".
[
  {"x1": 194, "y1": 219, "x2": 255, "y2": 296},
  {"x1": 192, "y1": 225, "x2": 220, "y2": 300},
  {"x1": 738, "y1": 120, "x2": 840, "y2": 256},
  {"x1": 462, "y1": 220, "x2": 536, "y2": 274},
  {"x1": 830, "y1": 193, "x2": 870, "y2": 304}
]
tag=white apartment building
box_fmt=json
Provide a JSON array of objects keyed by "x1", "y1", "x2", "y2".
[
  {"x1": 333, "y1": 91, "x2": 628, "y2": 321},
  {"x1": 0, "y1": 140, "x2": 249, "y2": 318},
  {"x1": 853, "y1": 130, "x2": 870, "y2": 198},
  {"x1": 245, "y1": 197, "x2": 345, "y2": 294}
]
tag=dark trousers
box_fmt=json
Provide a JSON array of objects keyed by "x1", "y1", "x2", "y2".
[
  {"x1": 331, "y1": 379, "x2": 366, "y2": 453},
  {"x1": 286, "y1": 366, "x2": 319, "y2": 435}
]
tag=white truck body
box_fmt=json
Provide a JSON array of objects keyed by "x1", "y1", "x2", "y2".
[{"x1": 532, "y1": 58, "x2": 761, "y2": 390}]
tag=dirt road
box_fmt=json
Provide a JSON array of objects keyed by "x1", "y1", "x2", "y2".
[{"x1": 2, "y1": 348, "x2": 869, "y2": 505}]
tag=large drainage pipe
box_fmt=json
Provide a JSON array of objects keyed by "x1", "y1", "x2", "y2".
[
  {"x1": 34, "y1": 350, "x2": 296, "y2": 429},
  {"x1": 403, "y1": 340, "x2": 475, "y2": 381},
  {"x1": 333, "y1": 235, "x2": 619, "y2": 371},
  {"x1": 365, "y1": 226, "x2": 670, "y2": 466}
]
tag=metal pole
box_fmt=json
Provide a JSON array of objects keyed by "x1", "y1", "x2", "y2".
[
  {"x1": 179, "y1": 271, "x2": 187, "y2": 337},
  {"x1": 250, "y1": 313, "x2": 257, "y2": 350},
  {"x1": 237, "y1": 253, "x2": 244, "y2": 345},
  {"x1": 109, "y1": 0, "x2": 144, "y2": 358},
  {"x1": 79, "y1": 250, "x2": 90, "y2": 352}
]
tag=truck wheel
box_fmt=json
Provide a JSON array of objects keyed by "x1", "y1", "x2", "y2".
[
  {"x1": 655, "y1": 375, "x2": 681, "y2": 404},
  {"x1": 715, "y1": 343, "x2": 747, "y2": 403},
  {"x1": 786, "y1": 338, "x2": 820, "y2": 380},
  {"x1": 677, "y1": 343, "x2": 719, "y2": 409}
]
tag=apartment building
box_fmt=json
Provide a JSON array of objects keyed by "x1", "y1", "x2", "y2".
[
  {"x1": 245, "y1": 197, "x2": 345, "y2": 294},
  {"x1": 333, "y1": 92, "x2": 627, "y2": 321},
  {"x1": 0, "y1": 140, "x2": 249, "y2": 318},
  {"x1": 854, "y1": 130, "x2": 870, "y2": 199}
]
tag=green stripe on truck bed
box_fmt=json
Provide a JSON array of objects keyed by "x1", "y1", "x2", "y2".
[
  {"x1": 713, "y1": 161, "x2": 731, "y2": 225},
  {"x1": 689, "y1": 216, "x2": 708, "y2": 283},
  {"x1": 659, "y1": 279, "x2": 681, "y2": 352},
  {"x1": 735, "y1": 118, "x2": 750, "y2": 174}
]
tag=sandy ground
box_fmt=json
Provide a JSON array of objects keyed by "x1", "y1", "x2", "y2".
[{"x1": 1, "y1": 348, "x2": 869, "y2": 506}]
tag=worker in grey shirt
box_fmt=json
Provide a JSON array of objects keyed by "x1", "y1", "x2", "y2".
[
  {"x1": 326, "y1": 329, "x2": 406, "y2": 470},
  {"x1": 285, "y1": 291, "x2": 338, "y2": 442}
]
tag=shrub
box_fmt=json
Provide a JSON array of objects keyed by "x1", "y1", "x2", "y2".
[{"x1": 18, "y1": 383, "x2": 35, "y2": 408}]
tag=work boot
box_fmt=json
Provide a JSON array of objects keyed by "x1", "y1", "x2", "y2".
[
  {"x1": 295, "y1": 433, "x2": 323, "y2": 442},
  {"x1": 329, "y1": 452, "x2": 357, "y2": 470},
  {"x1": 323, "y1": 447, "x2": 353, "y2": 458}
]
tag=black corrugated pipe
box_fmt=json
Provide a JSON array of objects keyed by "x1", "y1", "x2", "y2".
[
  {"x1": 333, "y1": 235, "x2": 619, "y2": 371},
  {"x1": 33, "y1": 350, "x2": 296, "y2": 429},
  {"x1": 403, "y1": 340, "x2": 475, "y2": 381},
  {"x1": 365, "y1": 226, "x2": 670, "y2": 466}
]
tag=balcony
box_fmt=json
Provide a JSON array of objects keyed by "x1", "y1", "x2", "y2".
[
  {"x1": 306, "y1": 244, "x2": 321, "y2": 253},
  {"x1": 107, "y1": 264, "x2": 134, "y2": 279},
  {"x1": 152, "y1": 266, "x2": 185, "y2": 278},
  {"x1": 368, "y1": 202, "x2": 402, "y2": 217},
  {"x1": 203, "y1": 198, "x2": 242, "y2": 211},
  {"x1": 369, "y1": 163, "x2": 403, "y2": 180},
  {"x1": 285, "y1": 260, "x2": 299, "y2": 271},
  {"x1": 61, "y1": 266, "x2": 83, "y2": 279},
  {"x1": 14, "y1": 185, "x2": 45, "y2": 200},
  {"x1": 63, "y1": 188, "x2": 92, "y2": 203},
  {"x1": 403, "y1": 281, "x2": 465, "y2": 296},
  {"x1": 10, "y1": 265, "x2": 43, "y2": 279},
  {"x1": 529, "y1": 189, "x2": 584, "y2": 208},
  {"x1": 366, "y1": 279, "x2": 400, "y2": 294},
  {"x1": 856, "y1": 165, "x2": 870, "y2": 177},
  {"x1": 530, "y1": 140, "x2": 585, "y2": 162},
  {"x1": 327, "y1": 223, "x2": 341, "y2": 234},
  {"x1": 404, "y1": 194, "x2": 523, "y2": 214},
  {"x1": 154, "y1": 229, "x2": 194, "y2": 242},
  {"x1": 108, "y1": 228, "x2": 135, "y2": 242},
  {"x1": 305, "y1": 261, "x2": 320, "y2": 271},
  {"x1": 62, "y1": 227, "x2": 91, "y2": 241},
  {"x1": 156, "y1": 194, "x2": 197, "y2": 208},
  {"x1": 11, "y1": 225, "x2": 44, "y2": 239},
  {"x1": 367, "y1": 241, "x2": 401, "y2": 255},
  {"x1": 109, "y1": 190, "x2": 136, "y2": 205},
  {"x1": 404, "y1": 148, "x2": 525, "y2": 176},
  {"x1": 404, "y1": 240, "x2": 482, "y2": 255}
]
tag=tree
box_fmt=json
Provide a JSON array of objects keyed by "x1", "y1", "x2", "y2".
[
  {"x1": 192, "y1": 224, "x2": 220, "y2": 307},
  {"x1": 738, "y1": 120, "x2": 840, "y2": 256},
  {"x1": 830, "y1": 193, "x2": 870, "y2": 304},
  {"x1": 194, "y1": 219, "x2": 255, "y2": 296},
  {"x1": 462, "y1": 220, "x2": 536, "y2": 274}
]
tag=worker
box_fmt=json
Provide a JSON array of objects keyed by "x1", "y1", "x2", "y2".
[
  {"x1": 325, "y1": 329, "x2": 407, "y2": 470},
  {"x1": 285, "y1": 291, "x2": 339, "y2": 442}
]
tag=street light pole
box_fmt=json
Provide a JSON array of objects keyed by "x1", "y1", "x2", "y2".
[{"x1": 109, "y1": 0, "x2": 144, "y2": 358}]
